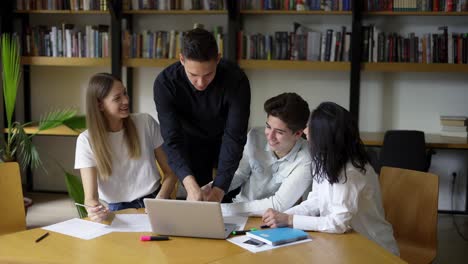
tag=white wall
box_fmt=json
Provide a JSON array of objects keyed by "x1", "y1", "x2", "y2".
[{"x1": 26, "y1": 13, "x2": 468, "y2": 210}]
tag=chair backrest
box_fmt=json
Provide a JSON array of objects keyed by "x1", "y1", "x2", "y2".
[
  {"x1": 379, "y1": 130, "x2": 430, "y2": 172},
  {"x1": 380, "y1": 166, "x2": 438, "y2": 255},
  {"x1": 0, "y1": 162, "x2": 26, "y2": 235}
]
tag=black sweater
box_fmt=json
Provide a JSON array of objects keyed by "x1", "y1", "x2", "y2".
[{"x1": 154, "y1": 59, "x2": 251, "y2": 192}]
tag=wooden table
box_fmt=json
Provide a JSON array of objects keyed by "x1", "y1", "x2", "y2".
[
  {"x1": 361, "y1": 131, "x2": 468, "y2": 149},
  {"x1": 0, "y1": 210, "x2": 405, "y2": 264}
]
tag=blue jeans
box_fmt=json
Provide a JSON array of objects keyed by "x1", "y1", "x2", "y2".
[{"x1": 108, "y1": 189, "x2": 158, "y2": 211}]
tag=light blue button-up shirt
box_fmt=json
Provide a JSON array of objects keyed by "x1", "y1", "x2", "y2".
[{"x1": 221, "y1": 128, "x2": 312, "y2": 216}]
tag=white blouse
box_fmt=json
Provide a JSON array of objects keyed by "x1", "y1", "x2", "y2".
[{"x1": 285, "y1": 163, "x2": 400, "y2": 256}]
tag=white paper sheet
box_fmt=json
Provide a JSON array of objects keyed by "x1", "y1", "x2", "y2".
[
  {"x1": 107, "y1": 214, "x2": 152, "y2": 232},
  {"x1": 227, "y1": 235, "x2": 312, "y2": 253},
  {"x1": 223, "y1": 216, "x2": 248, "y2": 231},
  {"x1": 42, "y1": 218, "x2": 112, "y2": 240}
]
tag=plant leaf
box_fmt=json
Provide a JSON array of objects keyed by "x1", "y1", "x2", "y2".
[
  {"x1": 38, "y1": 109, "x2": 77, "y2": 131},
  {"x1": 1, "y1": 33, "x2": 21, "y2": 129},
  {"x1": 63, "y1": 115, "x2": 87, "y2": 131},
  {"x1": 64, "y1": 171, "x2": 88, "y2": 218}
]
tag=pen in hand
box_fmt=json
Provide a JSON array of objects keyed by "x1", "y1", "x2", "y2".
[
  {"x1": 35, "y1": 232, "x2": 49, "y2": 243},
  {"x1": 75, "y1": 203, "x2": 107, "y2": 213}
]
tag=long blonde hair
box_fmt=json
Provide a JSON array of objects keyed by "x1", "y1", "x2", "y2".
[{"x1": 86, "y1": 73, "x2": 141, "y2": 180}]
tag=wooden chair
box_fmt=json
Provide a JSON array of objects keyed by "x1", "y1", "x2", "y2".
[
  {"x1": 0, "y1": 162, "x2": 26, "y2": 235},
  {"x1": 379, "y1": 166, "x2": 439, "y2": 264}
]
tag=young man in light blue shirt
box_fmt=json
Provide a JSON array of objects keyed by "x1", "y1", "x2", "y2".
[{"x1": 203, "y1": 93, "x2": 311, "y2": 216}]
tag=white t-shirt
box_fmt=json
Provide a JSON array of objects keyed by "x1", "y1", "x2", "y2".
[
  {"x1": 285, "y1": 163, "x2": 400, "y2": 256},
  {"x1": 74, "y1": 113, "x2": 163, "y2": 203}
]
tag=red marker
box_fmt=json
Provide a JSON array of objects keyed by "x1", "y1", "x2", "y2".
[{"x1": 140, "y1": 235, "x2": 170, "y2": 241}]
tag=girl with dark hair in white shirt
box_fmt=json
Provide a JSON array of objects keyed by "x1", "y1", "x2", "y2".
[{"x1": 262, "y1": 102, "x2": 399, "y2": 256}]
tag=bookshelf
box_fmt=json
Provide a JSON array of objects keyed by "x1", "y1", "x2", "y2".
[
  {"x1": 5, "y1": 2, "x2": 112, "y2": 191},
  {"x1": 3, "y1": 1, "x2": 468, "y2": 192}
]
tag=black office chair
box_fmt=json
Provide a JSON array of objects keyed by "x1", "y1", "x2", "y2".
[{"x1": 378, "y1": 130, "x2": 434, "y2": 173}]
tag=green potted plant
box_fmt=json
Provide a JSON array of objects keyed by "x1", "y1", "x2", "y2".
[{"x1": 1, "y1": 33, "x2": 76, "y2": 208}]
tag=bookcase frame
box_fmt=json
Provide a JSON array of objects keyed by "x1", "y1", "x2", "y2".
[{"x1": 2, "y1": 0, "x2": 468, "y2": 192}]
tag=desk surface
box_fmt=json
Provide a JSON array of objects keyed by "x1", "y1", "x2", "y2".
[
  {"x1": 0, "y1": 210, "x2": 404, "y2": 264},
  {"x1": 361, "y1": 132, "x2": 468, "y2": 149}
]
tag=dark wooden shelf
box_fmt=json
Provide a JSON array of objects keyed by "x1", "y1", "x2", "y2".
[
  {"x1": 362, "y1": 63, "x2": 468, "y2": 72},
  {"x1": 364, "y1": 11, "x2": 468, "y2": 16},
  {"x1": 123, "y1": 58, "x2": 178, "y2": 67},
  {"x1": 15, "y1": 10, "x2": 108, "y2": 14},
  {"x1": 123, "y1": 10, "x2": 226, "y2": 15},
  {"x1": 240, "y1": 10, "x2": 351, "y2": 15},
  {"x1": 239, "y1": 60, "x2": 350, "y2": 71},
  {"x1": 21, "y1": 56, "x2": 110, "y2": 67}
]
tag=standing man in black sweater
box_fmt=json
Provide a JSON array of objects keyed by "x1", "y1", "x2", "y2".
[{"x1": 154, "y1": 28, "x2": 251, "y2": 202}]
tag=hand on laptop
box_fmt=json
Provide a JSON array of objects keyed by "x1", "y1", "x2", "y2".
[
  {"x1": 204, "y1": 186, "x2": 225, "y2": 202},
  {"x1": 183, "y1": 176, "x2": 203, "y2": 201},
  {"x1": 200, "y1": 181, "x2": 213, "y2": 200}
]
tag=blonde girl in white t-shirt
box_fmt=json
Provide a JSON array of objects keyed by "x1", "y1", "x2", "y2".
[{"x1": 75, "y1": 73, "x2": 177, "y2": 222}]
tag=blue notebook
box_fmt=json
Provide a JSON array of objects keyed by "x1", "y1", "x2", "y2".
[{"x1": 246, "y1": 227, "x2": 308, "y2": 246}]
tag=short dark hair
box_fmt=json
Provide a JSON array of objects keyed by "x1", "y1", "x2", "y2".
[
  {"x1": 264, "y1": 93, "x2": 310, "y2": 133},
  {"x1": 182, "y1": 28, "x2": 218, "y2": 62},
  {"x1": 308, "y1": 102, "x2": 369, "y2": 184}
]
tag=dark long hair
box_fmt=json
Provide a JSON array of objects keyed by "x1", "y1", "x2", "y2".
[{"x1": 308, "y1": 102, "x2": 369, "y2": 184}]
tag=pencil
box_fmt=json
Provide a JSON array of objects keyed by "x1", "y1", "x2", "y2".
[
  {"x1": 74, "y1": 202, "x2": 93, "y2": 208},
  {"x1": 35, "y1": 232, "x2": 49, "y2": 243}
]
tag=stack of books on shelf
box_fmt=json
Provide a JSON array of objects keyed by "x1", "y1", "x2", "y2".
[
  {"x1": 440, "y1": 115, "x2": 468, "y2": 138},
  {"x1": 122, "y1": 26, "x2": 223, "y2": 59},
  {"x1": 23, "y1": 24, "x2": 110, "y2": 58},
  {"x1": 240, "y1": 0, "x2": 352, "y2": 11},
  {"x1": 364, "y1": 0, "x2": 468, "y2": 12},
  {"x1": 123, "y1": 0, "x2": 226, "y2": 10},
  {"x1": 16, "y1": 0, "x2": 108, "y2": 11},
  {"x1": 361, "y1": 25, "x2": 468, "y2": 64},
  {"x1": 238, "y1": 24, "x2": 351, "y2": 61}
]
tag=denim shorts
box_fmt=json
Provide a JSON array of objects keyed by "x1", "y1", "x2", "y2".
[{"x1": 108, "y1": 187, "x2": 159, "y2": 212}]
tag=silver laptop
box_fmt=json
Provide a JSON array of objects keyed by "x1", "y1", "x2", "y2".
[{"x1": 143, "y1": 199, "x2": 238, "y2": 239}]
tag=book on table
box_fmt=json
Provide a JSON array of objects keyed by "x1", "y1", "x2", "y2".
[{"x1": 246, "y1": 227, "x2": 309, "y2": 246}]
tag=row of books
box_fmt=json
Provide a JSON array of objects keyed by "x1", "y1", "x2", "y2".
[
  {"x1": 16, "y1": 0, "x2": 108, "y2": 10},
  {"x1": 123, "y1": 0, "x2": 226, "y2": 10},
  {"x1": 23, "y1": 24, "x2": 110, "y2": 58},
  {"x1": 238, "y1": 27, "x2": 351, "y2": 62},
  {"x1": 364, "y1": 0, "x2": 468, "y2": 12},
  {"x1": 240, "y1": 0, "x2": 352, "y2": 11},
  {"x1": 440, "y1": 116, "x2": 467, "y2": 138},
  {"x1": 361, "y1": 26, "x2": 468, "y2": 64},
  {"x1": 122, "y1": 27, "x2": 223, "y2": 59}
]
